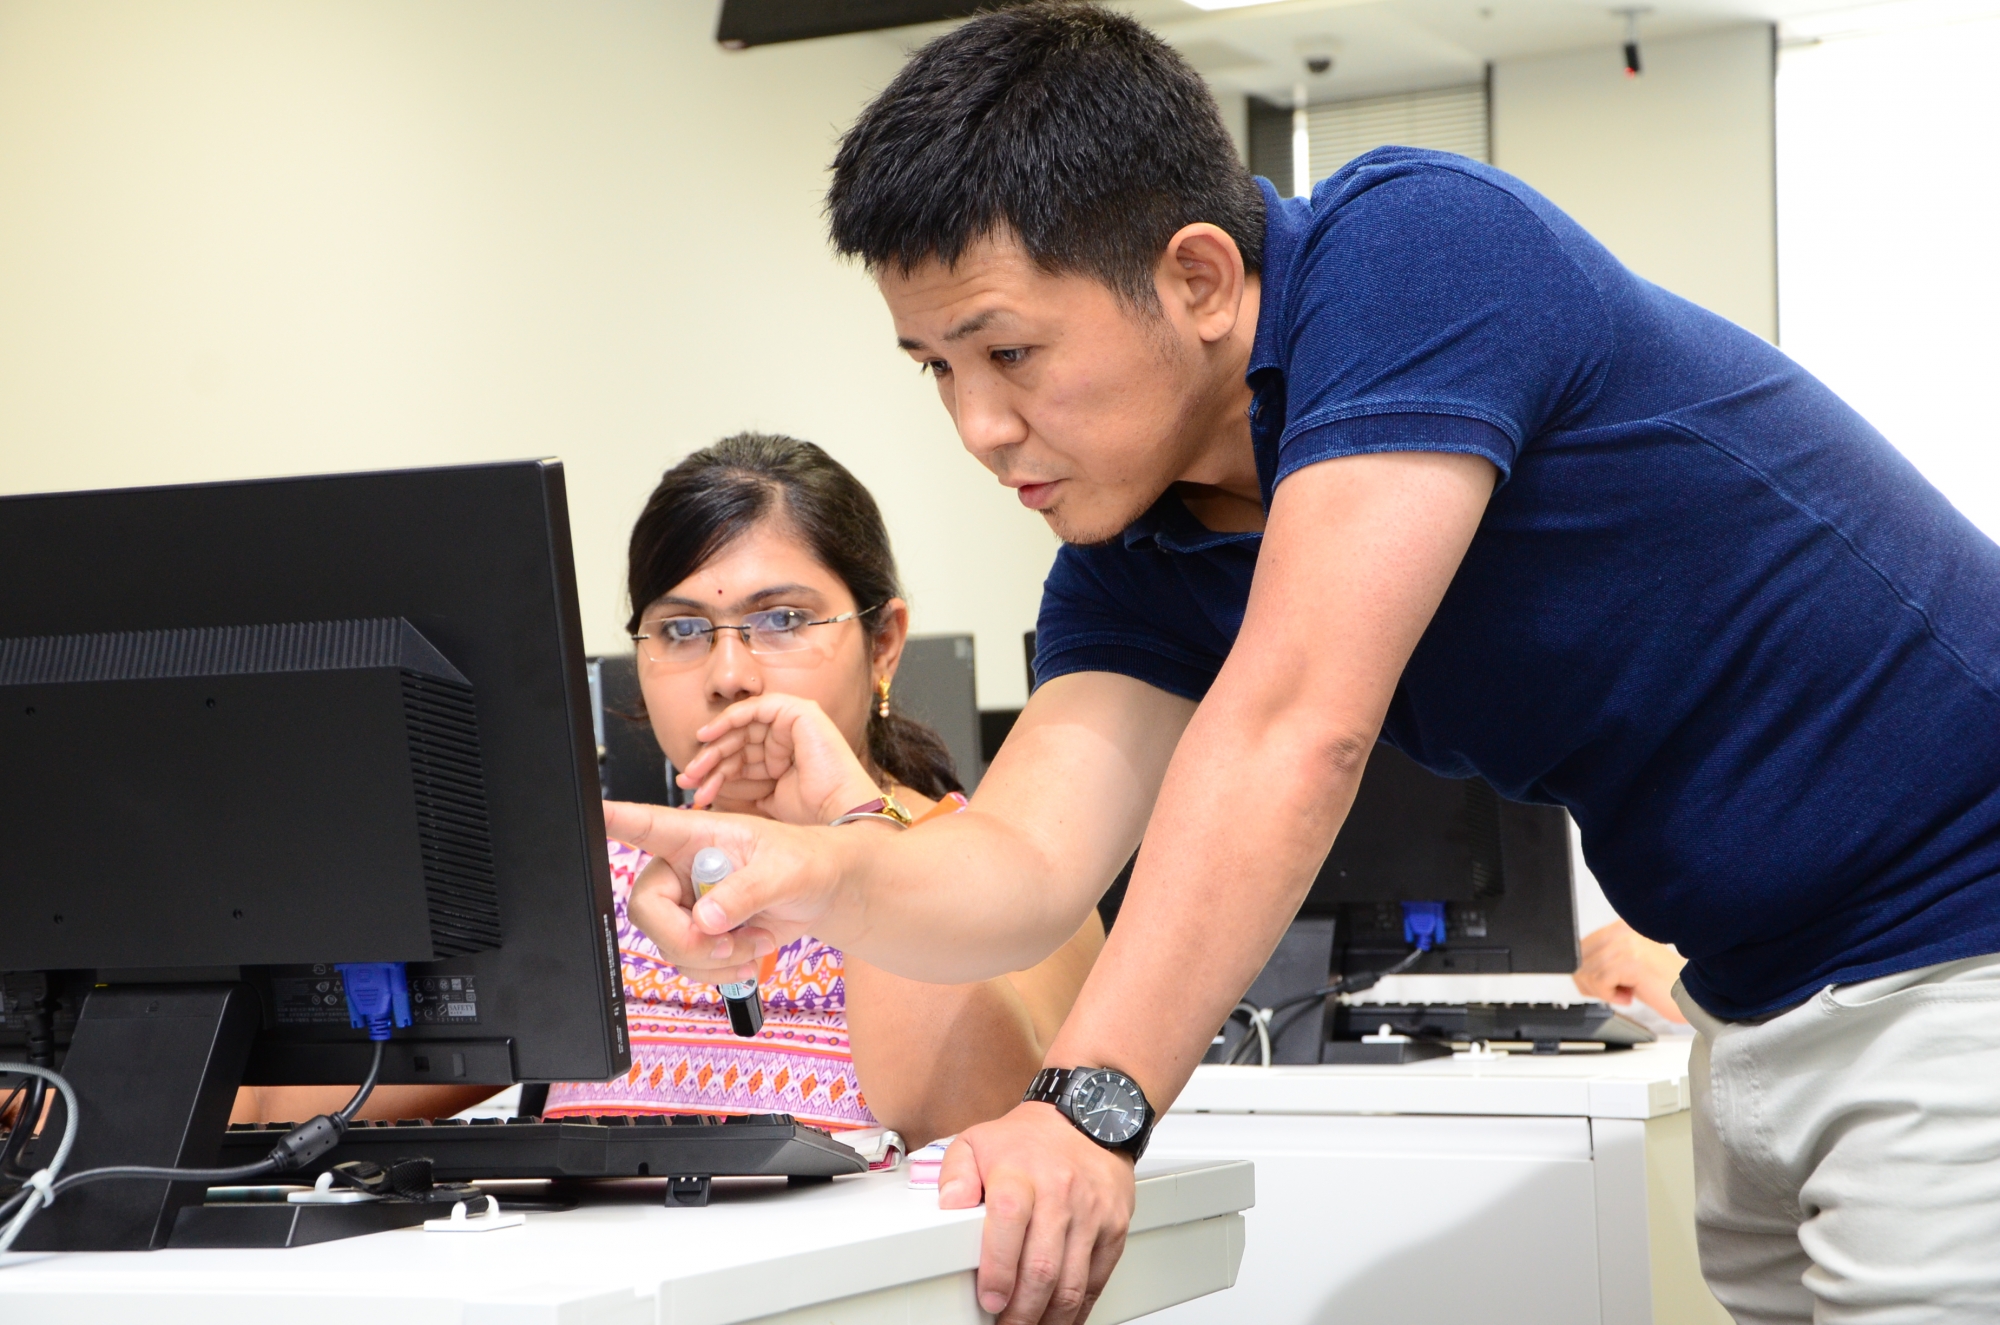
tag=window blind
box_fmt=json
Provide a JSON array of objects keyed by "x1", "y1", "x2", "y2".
[{"x1": 1249, "y1": 83, "x2": 1489, "y2": 193}]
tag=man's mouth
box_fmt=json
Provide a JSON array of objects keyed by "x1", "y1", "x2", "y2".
[{"x1": 1013, "y1": 480, "x2": 1060, "y2": 510}]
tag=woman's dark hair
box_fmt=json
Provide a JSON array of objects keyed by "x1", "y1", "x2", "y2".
[
  {"x1": 626, "y1": 432, "x2": 963, "y2": 800},
  {"x1": 826, "y1": 1, "x2": 1263, "y2": 307}
]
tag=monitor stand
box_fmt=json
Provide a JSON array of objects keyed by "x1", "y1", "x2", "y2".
[
  {"x1": 9, "y1": 982, "x2": 430, "y2": 1250},
  {"x1": 14, "y1": 982, "x2": 259, "y2": 1250}
]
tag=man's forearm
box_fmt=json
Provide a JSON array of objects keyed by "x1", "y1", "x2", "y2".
[
  {"x1": 1044, "y1": 692, "x2": 1371, "y2": 1107},
  {"x1": 1041, "y1": 453, "x2": 1495, "y2": 1107},
  {"x1": 812, "y1": 673, "x2": 1191, "y2": 983},
  {"x1": 820, "y1": 810, "x2": 1107, "y2": 982}
]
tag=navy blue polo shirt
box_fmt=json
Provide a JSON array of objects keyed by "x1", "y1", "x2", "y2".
[{"x1": 1034, "y1": 148, "x2": 2000, "y2": 1020}]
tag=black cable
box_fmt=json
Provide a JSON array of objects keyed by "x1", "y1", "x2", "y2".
[
  {"x1": 336, "y1": 1040, "x2": 386, "y2": 1126},
  {"x1": 1, "y1": 997, "x2": 57, "y2": 1185},
  {"x1": 48, "y1": 1158, "x2": 292, "y2": 1200},
  {"x1": 0, "y1": 1079, "x2": 32, "y2": 1179},
  {"x1": 0, "y1": 1182, "x2": 31, "y2": 1228},
  {"x1": 1262, "y1": 993, "x2": 1337, "y2": 1054},
  {"x1": 1228, "y1": 946, "x2": 1430, "y2": 1065},
  {"x1": 17, "y1": 1039, "x2": 389, "y2": 1213},
  {"x1": 0, "y1": 1079, "x2": 47, "y2": 1183}
]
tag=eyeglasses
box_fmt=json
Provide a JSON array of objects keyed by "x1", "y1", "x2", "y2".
[{"x1": 631, "y1": 604, "x2": 880, "y2": 670}]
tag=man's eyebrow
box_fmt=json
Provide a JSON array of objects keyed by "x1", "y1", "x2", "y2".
[
  {"x1": 895, "y1": 309, "x2": 1009, "y2": 352},
  {"x1": 943, "y1": 310, "x2": 1003, "y2": 342}
]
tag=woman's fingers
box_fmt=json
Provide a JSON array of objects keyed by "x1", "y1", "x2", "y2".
[
  {"x1": 693, "y1": 693, "x2": 809, "y2": 744},
  {"x1": 684, "y1": 725, "x2": 796, "y2": 790},
  {"x1": 681, "y1": 730, "x2": 750, "y2": 783}
]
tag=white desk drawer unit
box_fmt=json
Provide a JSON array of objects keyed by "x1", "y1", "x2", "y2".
[
  {"x1": 1144, "y1": 1040, "x2": 1729, "y2": 1325},
  {"x1": 0, "y1": 1159, "x2": 1251, "y2": 1324}
]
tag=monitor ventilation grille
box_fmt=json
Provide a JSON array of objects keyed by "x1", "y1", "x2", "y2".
[{"x1": 401, "y1": 672, "x2": 503, "y2": 957}]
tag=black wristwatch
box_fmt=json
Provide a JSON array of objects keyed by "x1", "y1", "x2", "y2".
[{"x1": 1023, "y1": 1066, "x2": 1156, "y2": 1159}]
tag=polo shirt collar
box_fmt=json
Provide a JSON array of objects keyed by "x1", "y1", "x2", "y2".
[
  {"x1": 1121, "y1": 491, "x2": 1263, "y2": 554},
  {"x1": 1248, "y1": 177, "x2": 1312, "y2": 378}
]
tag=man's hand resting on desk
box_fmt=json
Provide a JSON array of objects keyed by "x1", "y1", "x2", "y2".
[{"x1": 939, "y1": 1103, "x2": 1135, "y2": 1325}]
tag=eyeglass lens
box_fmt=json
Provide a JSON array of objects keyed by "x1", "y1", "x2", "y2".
[{"x1": 638, "y1": 608, "x2": 832, "y2": 667}]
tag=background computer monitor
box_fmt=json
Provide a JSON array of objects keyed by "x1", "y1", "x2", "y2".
[
  {"x1": 1304, "y1": 743, "x2": 1578, "y2": 978},
  {"x1": 1209, "y1": 744, "x2": 1580, "y2": 1061},
  {"x1": 1, "y1": 461, "x2": 627, "y2": 1245}
]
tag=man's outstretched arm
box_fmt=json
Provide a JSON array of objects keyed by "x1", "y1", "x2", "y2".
[
  {"x1": 606, "y1": 667, "x2": 1193, "y2": 990},
  {"x1": 937, "y1": 449, "x2": 1496, "y2": 1324},
  {"x1": 610, "y1": 448, "x2": 1495, "y2": 1325}
]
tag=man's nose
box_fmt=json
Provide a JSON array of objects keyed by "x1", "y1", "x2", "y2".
[
  {"x1": 705, "y1": 629, "x2": 763, "y2": 705},
  {"x1": 953, "y1": 376, "x2": 1029, "y2": 464}
]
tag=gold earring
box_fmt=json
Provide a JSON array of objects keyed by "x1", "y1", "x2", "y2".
[{"x1": 875, "y1": 675, "x2": 892, "y2": 719}]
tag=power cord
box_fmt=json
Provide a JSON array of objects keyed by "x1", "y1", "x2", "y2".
[
  {"x1": 0, "y1": 1063, "x2": 80, "y2": 1256},
  {"x1": 1226, "y1": 946, "x2": 1428, "y2": 1066},
  {"x1": 0, "y1": 1028, "x2": 392, "y2": 1260},
  {"x1": 1220, "y1": 1001, "x2": 1273, "y2": 1067}
]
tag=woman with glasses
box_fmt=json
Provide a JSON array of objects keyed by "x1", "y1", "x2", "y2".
[
  {"x1": 230, "y1": 433, "x2": 1103, "y2": 1147},
  {"x1": 535, "y1": 432, "x2": 1103, "y2": 1145}
]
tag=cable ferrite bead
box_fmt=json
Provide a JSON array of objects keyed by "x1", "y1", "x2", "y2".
[{"x1": 268, "y1": 1114, "x2": 346, "y2": 1171}]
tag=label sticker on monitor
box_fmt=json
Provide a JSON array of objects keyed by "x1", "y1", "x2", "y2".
[{"x1": 271, "y1": 970, "x2": 482, "y2": 1026}]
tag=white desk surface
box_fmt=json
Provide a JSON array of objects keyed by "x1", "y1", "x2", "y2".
[
  {"x1": 1172, "y1": 1038, "x2": 1694, "y2": 1120},
  {"x1": 0, "y1": 1159, "x2": 1252, "y2": 1325}
]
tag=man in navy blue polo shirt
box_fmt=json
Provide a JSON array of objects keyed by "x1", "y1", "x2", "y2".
[{"x1": 612, "y1": 6, "x2": 2000, "y2": 1322}]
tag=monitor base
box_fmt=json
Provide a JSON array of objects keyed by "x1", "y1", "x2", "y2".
[
  {"x1": 13, "y1": 982, "x2": 259, "y2": 1251},
  {"x1": 170, "y1": 1199, "x2": 432, "y2": 1248},
  {"x1": 1318, "y1": 1038, "x2": 1454, "y2": 1065}
]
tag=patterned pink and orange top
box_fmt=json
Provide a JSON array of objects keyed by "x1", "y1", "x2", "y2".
[{"x1": 543, "y1": 793, "x2": 968, "y2": 1130}]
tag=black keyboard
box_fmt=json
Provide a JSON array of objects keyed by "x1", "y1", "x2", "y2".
[
  {"x1": 218, "y1": 1112, "x2": 867, "y2": 1200},
  {"x1": 1331, "y1": 1001, "x2": 1656, "y2": 1049}
]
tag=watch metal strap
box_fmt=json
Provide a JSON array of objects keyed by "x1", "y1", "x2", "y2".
[{"x1": 1024, "y1": 1066, "x2": 1073, "y2": 1109}]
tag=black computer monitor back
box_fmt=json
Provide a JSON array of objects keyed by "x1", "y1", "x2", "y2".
[
  {"x1": 0, "y1": 461, "x2": 628, "y2": 1088},
  {"x1": 1303, "y1": 744, "x2": 1579, "y2": 975}
]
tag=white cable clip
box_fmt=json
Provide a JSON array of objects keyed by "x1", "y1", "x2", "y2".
[
  {"x1": 424, "y1": 1194, "x2": 524, "y2": 1232},
  {"x1": 1360, "y1": 1023, "x2": 1412, "y2": 1044},
  {"x1": 288, "y1": 1171, "x2": 376, "y2": 1205},
  {"x1": 22, "y1": 1168, "x2": 54, "y2": 1210}
]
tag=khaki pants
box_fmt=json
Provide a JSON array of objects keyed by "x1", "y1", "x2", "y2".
[{"x1": 1675, "y1": 953, "x2": 2000, "y2": 1324}]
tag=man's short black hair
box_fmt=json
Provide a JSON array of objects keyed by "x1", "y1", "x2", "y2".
[{"x1": 827, "y1": 1, "x2": 1263, "y2": 305}]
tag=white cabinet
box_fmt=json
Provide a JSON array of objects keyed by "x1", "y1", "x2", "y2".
[{"x1": 1144, "y1": 1042, "x2": 1729, "y2": 1325}]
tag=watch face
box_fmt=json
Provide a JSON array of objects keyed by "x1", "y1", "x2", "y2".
[{"x1": 1068, "y1": 1069, "x2": 1147, "y2": 1145}]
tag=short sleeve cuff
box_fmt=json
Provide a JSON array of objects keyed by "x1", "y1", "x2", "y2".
[
  {"x1": 1032, "y1": 639, "x2": 1217, "y2": 703},
  {"x1": 1276, "y1": 412, "x2": 1519, "y2": 490}
]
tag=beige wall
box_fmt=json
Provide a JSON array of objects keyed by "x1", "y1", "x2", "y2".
[
  {"x1": 1492, "y1": 24, "x2": 1778, "y2": 341},
  {"x1": 0, "y1": 0, "x2": 1058, "y2": 707}
]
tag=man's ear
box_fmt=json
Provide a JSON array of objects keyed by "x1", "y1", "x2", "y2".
[
  {"x1": 872, "y1": 598, "x2": 911, "y2": 684},
  {"x1": 1156, "y1": 223, "x2": 1248, "y2": 346}
]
